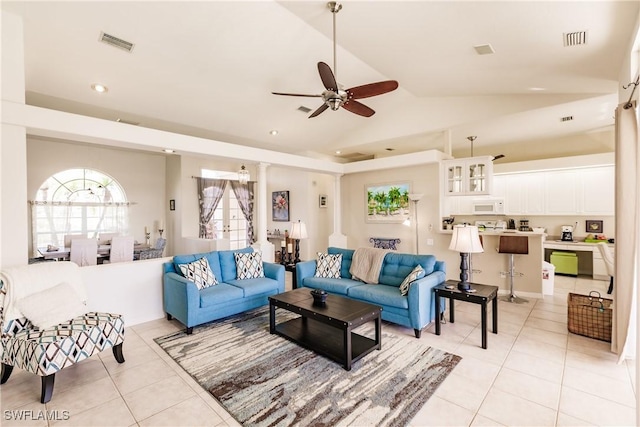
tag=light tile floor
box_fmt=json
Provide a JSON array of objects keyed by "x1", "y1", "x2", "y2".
[{"x1": 1, "y1": 274, "x2": 635, "y2": 426}]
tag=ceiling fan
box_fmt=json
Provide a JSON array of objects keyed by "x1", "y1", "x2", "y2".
[
  {"x1": 467, "y1": 136, "x2": 506, "y2": 161},
  {"x1": 272, "y1": 2, "x2": 398, "y2": 118}
]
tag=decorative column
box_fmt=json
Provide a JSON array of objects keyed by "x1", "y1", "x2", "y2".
[
  {"x1": 328, "y1": 173, "x2": 347, "y2": 248},
  {"x1": 251, "y1": 162, "x2": 275, "y2": 261}
]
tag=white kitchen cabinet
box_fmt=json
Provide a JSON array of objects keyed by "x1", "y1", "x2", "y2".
[
  {"x1": 545, "y1": 170, "x2": 579, "y2": 215},
  {"x1": 493, "y1": 172, "x2": 545, "y2": 215},
  {"x1": 443, "y1": 156, "x2": 493, "y2": 196},
  {"x1": 578, "y1": 166, "x2": 615, "y2": 215},
  {"x1": 441, "y1": 195, "x2": 474, "y2": 215}
]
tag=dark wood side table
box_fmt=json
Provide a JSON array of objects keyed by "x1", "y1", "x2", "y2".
[
  {"x1": 434, "y1": 280, "x2": 498, "y2": 349},
  {"x1": 284, "y1": 263, "x2": 299, "y2": 289}
]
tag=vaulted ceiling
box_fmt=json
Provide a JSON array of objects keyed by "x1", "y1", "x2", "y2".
[{"x1": 2, "y1": 1, "x2": 638, "y2": 162}]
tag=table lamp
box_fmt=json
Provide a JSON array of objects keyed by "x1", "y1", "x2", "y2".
[
  {"x1": 449, "y1": 225, "x2": 484, "y2": 291},
  {"x1": 289, "y1": 220, "x2": 308, "y2": 264}
]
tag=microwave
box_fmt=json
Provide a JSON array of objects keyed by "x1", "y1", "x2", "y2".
[{"x1": 472, "y1": 198, "x2": 505, "y2": 215}]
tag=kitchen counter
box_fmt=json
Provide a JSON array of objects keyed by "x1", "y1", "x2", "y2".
[
  {"x1": 543, "y1": 240, "x2": 614, "y2": 280},
  {"x1": 440, "y1": 229, "x2": 546, "y2": 236}
]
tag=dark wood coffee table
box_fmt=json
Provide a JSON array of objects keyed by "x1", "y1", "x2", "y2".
[{"x1": 269, "y1": 288, "x2": 382, "y2": 370}]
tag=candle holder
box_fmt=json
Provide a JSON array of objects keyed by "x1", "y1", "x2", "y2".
[
  {"x1": 158, "y1": 229, "x2": 164, "y2": 238},
  {"x1": 145, "y1": 232, "x2": 150, "y2": 245},
  {"x1": 281, "y1": 248, "x2": 287, "y2": 265}
]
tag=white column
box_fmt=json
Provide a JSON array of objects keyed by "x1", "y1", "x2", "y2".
[
  {"x1": 443, "y1": 129, "x2": 453, "y2": 156},
  {"x1": 0, "y1": 11, "x2": 28, "y2": 268},
  {"x1": 328, "y1": 173, "x2": 347, "y2": 248},
  {"x1": 251, "y1": 162, "x2": 275, "y2": 261}
]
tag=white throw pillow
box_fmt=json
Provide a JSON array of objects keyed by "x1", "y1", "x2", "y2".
[
  {"x1": 16, "y1": 282, "x2": 87, "y2": 329},
  {"x1": 178, "y1": 257, "x2": 219, "y2": 290},
  {"x1": 314, "y1": 253, "x2": 342, "y2": 278},
  {"x1": 235, "y1": 252, "x2": 265, "y2": 279},
  {"x1": 399, "y1": 265, "x2": 425, "y2": 296}
]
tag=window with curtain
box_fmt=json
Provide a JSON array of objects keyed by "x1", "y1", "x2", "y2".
[{"x1": 31, "y1": 168, "x2": 129, "y2": 255}]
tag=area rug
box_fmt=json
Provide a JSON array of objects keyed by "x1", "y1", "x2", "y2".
[{"x1": 155, "y1": 308, "x2": 461, "y2": 427}]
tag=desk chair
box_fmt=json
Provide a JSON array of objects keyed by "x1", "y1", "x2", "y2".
[
  {"x1": 70, "y1": 238, "x2": 98, "y2": 266},
  {"x1": 597, "y1": 242, "x2": 615, "y2": 294},
  {"x1": 499, "y1": 235, "x2": 529, "y2": 303}
]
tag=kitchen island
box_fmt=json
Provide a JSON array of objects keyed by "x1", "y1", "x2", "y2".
[{"x1": 442, "y1": 230, "x2": 545, "y2": 298}]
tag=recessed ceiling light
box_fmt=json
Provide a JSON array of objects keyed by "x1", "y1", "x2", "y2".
[
  {"x1": 529, "y1": 87, "x2": 546, "y2": 91},
  {"x1": 335, "y1": 150, "x2": 341, "y2": 154},
  {"x1": 269, "y1": 130, "x2": 278, "y2": 136},
  {"x1": 91, "y1": 83, "x2": 108, "y2": 93},
  {"x1": 163, "y1": 149, "x2": 175, "y2": 153}
]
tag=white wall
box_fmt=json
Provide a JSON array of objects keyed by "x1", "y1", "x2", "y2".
[{"x1": 26, "y1": 137, "x2": 167, "y2": 254}]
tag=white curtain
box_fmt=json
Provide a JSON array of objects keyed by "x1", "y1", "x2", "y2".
[
  {"x1": 613, "y1": 101, "x2": 639, "y2": 361},
  {"x1": 30, "y1": 201, "x2": 130, "y2": 257}
]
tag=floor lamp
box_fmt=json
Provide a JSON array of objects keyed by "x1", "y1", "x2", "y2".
[{"x1": 408, "y1": 193, "x2": 423, "y2": 254}]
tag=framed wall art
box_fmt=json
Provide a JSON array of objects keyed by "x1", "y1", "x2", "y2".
[
  {"x1": 272, "y1": 191, "x2": 290, "y2": 222},
  {"x1": 586, "y1": 220, "x2": 603, "y2": 233},
  {"x1": 365, "y1": 182, "x2": 411, "y2": 223}
]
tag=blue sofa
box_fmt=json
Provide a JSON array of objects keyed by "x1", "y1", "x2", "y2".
[
  {"x1": 163, "y1": 247, "x2": 285, "y2": 333},
  {"x1": 296, "y1": 247, "x2": 445, "y2": 338}
]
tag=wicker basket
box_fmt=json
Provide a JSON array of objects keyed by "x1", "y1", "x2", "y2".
[{"x1": 567, "y1": 291, "x2": 612, "y2": 342}]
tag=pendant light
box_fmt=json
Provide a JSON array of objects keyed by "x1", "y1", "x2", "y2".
[{"x1": 238, "y1": 165, "x2": 250, "y2": 184}]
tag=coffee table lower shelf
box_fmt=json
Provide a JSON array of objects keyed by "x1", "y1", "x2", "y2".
[{"x1": 273, "y1": 317, "x2": 378, "y2": 370}]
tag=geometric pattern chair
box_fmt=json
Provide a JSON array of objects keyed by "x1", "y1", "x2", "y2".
[
  {"x1": 0, "y1": 262, "x2": 125, "y2": 403},
  {"x1": 138, "y1": 237, "x2": 167, "y2": 260}
]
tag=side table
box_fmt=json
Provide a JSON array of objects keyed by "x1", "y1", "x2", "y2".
[
  {"x1": 434, "y1": 280, "x2": 498, "y2": 349},
  {"x1": 284, "y1": 262, "x2": 300, "y2": 289}
]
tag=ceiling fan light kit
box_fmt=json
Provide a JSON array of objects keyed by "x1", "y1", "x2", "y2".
[{"x1": 272, "y1": 2, "x2": 398, "y2": 118}]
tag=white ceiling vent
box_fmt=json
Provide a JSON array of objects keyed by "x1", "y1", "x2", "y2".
[
  {"x1": 473, "y1": 44, "x2": 495, "y2": 55},
  {"x1": 561, "y1": 115, "x2": 574, "y2": 122},
  {"x1": 297, "y1": 106, "x2": 312, "y2": 113},
  {"x1": 563, "y1": 31, "x2": 587, "y2": 47},
  {"x1": 99, "y1": 32, "x2": 135, "y2": 52}
]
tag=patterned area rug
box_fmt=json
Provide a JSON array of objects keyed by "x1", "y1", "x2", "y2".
[{"x1": 155, "y1": 308, "x2": 461, "y2": 427}]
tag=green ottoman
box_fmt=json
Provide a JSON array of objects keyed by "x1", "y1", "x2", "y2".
[{"x1": 550, "y1": 251, "x2": 578, "y2": 276}]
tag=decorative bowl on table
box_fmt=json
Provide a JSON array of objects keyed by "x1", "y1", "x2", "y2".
[{"x1": 310, "y1": 289, "x2": 328, "y2": 306}]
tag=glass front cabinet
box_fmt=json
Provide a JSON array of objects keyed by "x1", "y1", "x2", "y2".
[{"x1": 443, "y1": 156, "x2": 493, "y2": 196}]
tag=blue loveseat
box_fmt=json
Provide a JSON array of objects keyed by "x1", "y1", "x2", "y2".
[
  {"x1": 296, "y1": 247, "x2": 445, "y2": 338},
  {"x1": 163, "y1": 247, "x2": 285, "y2": 333}
]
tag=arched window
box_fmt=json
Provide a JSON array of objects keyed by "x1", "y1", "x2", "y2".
[{"x1": 31, "y1": 168, "x2": 130, "y2": 254}]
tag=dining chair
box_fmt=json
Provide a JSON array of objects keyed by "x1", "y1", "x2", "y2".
[
  {"x1": 108, "y1": 236, "x2": 135, "y2": 263},
  {"x1": 63, "y1": 233, "x2": 85, "y2": 248},
  {"x1": 597, "y1": 242, "x2": 615, "y2": 294},
  {"x1": 70, "y1": 238, "x2": 98, "y2": 266},
  {"x1": 98, "y1": 232, "x2": 119, "y2": 245}
]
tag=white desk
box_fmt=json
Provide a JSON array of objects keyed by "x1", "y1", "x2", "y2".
[{"x1": 543, "y1": 241, "x2": 614, "y2": 280}]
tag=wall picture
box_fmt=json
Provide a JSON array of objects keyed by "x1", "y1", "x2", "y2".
[
  {"x1": 586, "y1": 220, "x2": 603, "y2": 233},
  {"x1": 272, "y1": 191, "x2": 290, "y2": 222},
  {"x1": 366, "y1": 182, "x2": 411, "y2": 223}
]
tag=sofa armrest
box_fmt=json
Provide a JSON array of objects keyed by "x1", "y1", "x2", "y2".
[
  {"x1": 296, "y1": 260, "x2": 317, "y2": 285},
  {"x1": 407, "y1": 270, "x2": 446, "y2": 328},
  {"x1": 163, "y1": 272, "x2": 200, "y2": 327},
  {"x1": 263, "y1": 262, "x2": 286, "y2": 292}
]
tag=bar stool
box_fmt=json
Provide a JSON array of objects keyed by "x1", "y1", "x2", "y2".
[{"x1": 498, "y1": 235, "x2": 529, "y2": 303}]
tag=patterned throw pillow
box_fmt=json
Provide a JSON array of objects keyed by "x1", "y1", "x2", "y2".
[
  {"x1": 399, "y1": 265, "x2": 425, "y2": 296},
  {"x1": 235, "y1": 252, "x2": 265, "y2": 279},
  {"x1": 314, "y1": 253, "x2": 342, "y2": 278},
  {"x1": 178, "y1": 257, "x2": 218, "y2": 290}
]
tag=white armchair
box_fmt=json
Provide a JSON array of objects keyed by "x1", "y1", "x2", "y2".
[{"x1": 597, "y1": 242, "x2": 615, "y2": 294}]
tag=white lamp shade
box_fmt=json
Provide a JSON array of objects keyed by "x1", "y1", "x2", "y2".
[
  {"x1": 290, "y1": 221, "x2": 308, "y2": 239},
  {"x1": 449, "y1": 225, "x2": 484, "y2": 253}
]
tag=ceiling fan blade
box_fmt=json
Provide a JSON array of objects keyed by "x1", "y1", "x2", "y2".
[
  {"x1": 272, "y1": 92, "x2": 322, "y2": 98},
  {"x1": 317, "y1": 62, "x2": 338, "y2": 91},
  {"x1": 342, "y1": 100, "x2": 375, "y2": 117},
  {"x1": 347, "y1": 80, "x2": 399, "y2": 99},
  {"x1": 309, "y1": 103, "x2": 329, "y2": 118}
]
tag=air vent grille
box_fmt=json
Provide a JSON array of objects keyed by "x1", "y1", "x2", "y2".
[
  {"x1": 473, "y1": 44, "x2": 495, "y2": 55},
  {"x1": 99, "y1": 32, "x2": 135, "y2": 52},
  {"x1": 563, "y1": 31, "x2": 587, "y2": 47},
  {"x1": 297, "y1": 106, "x2": 312, "y2": 113},
  {"x1": 561, "y1": 115, "x2": 574, "y2": 122}
]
